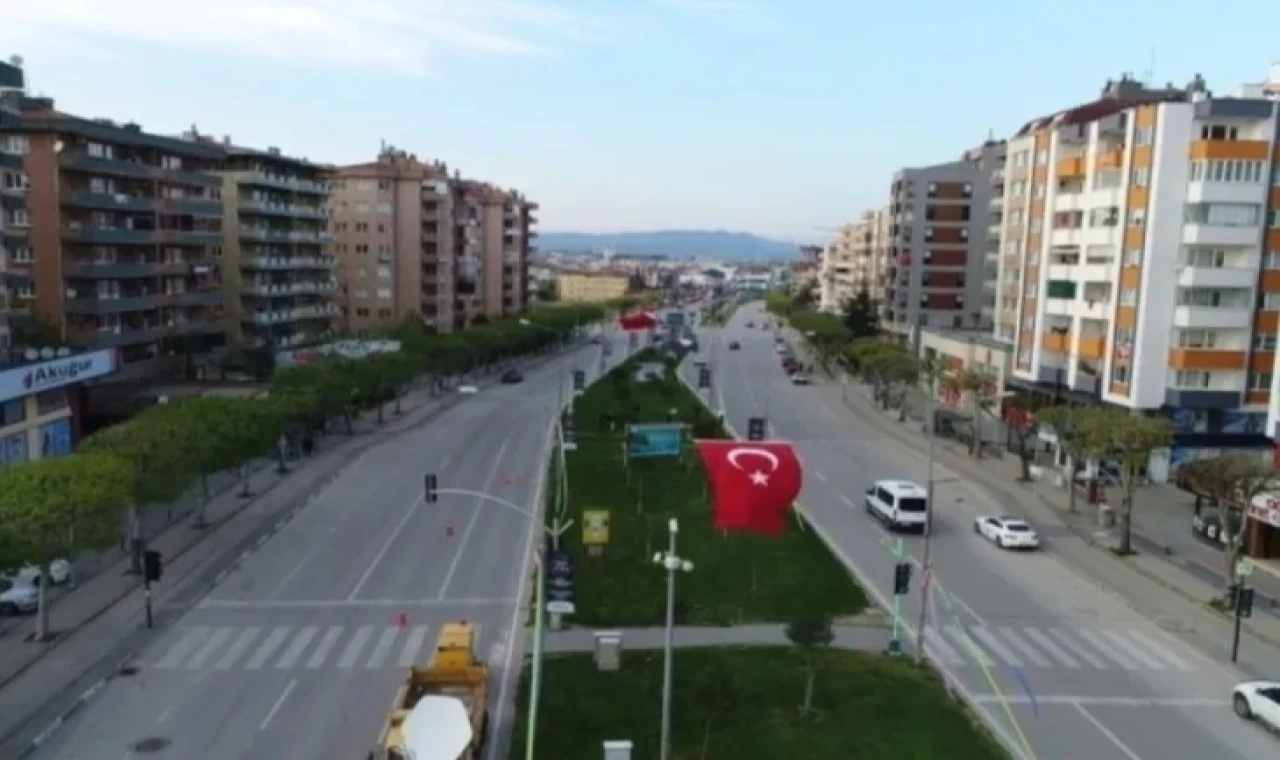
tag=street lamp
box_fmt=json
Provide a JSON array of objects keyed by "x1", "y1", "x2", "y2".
[
  {"x1": 653, "y1": 518, "x2": 694, "y2": 760},
  {"x1": 429, "y1": 485, "x2": 572, "y2": 760}
]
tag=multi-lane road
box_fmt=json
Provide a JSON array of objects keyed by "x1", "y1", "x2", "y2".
[
  {"x1": 689, "y1": 303, "x2": 1280, "y2": 760},
  {"x1": 33, "y1": 335, "x2": 624, "y2": 760}
]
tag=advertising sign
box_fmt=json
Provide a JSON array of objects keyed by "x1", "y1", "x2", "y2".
[
  {"x1": 0, "y1": 349, "x2": 118, "y2": 403},
  {"x1": 625, "y1": 423, "x2": 683, "y2": 458},
  {"x1": 582, "y1": 510, "x2": 611, "y2": 546},
  {"x1": 545, "y1": 549, "x2": 575, "y2": 614},
  {"x1": 561, "y1": 410, "x2": 579, "y2": 451}
]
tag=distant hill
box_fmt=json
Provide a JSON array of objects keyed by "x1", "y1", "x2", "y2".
[{"x1": 538, "y1": 230, "x2": 798, "y2": 260}]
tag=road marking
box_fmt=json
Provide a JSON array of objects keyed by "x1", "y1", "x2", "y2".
[
  {"x1": 154, "y1": 627, "x2": 209, "y2": 670},
  {"x1": 1122, "y1": 629, "x2": 1193, "y2": 671},
  {"x1": 441, "y1": 454, "x2": 453, "y2": 470},
  {"x1": 1074, "y1": 628, "x2": 1138, "y2": 670},
  {"x1": 944, "y1": 625, "x2": 992, "y2": 666},
  {"x1": 267, "y1": 542, "x2": 325, "y2": 599},
  {"x1": 997, "y1": 627, "x2": 1053, "y2": 668},
  {"x1": 924, "y1": 632, "x2": 964, "y2": 666},
  {"x1": 366, "y1": 627, "x2": 400, "y2": 668},
  {"x1": 347, "y1": 494, "x2": 426, "y2": 601},
  {"x1": 397, "y1": 625, "x2": 431, "y2": 667},
  {"x1": 1021, "y1": 628, "x2": 1080, "y2": 669},
  {"x1": 214, "y1": 627, "x2": 260, "y2": 670},
  {"x1": 306, "y1": 627, "x2": 344, "y2": 669},
  {"x1": 156, "y1": 706, "x2": 174, "y2": 725},
  {"x1": 337, "y1": 625, "x2": 375, "y2": 669},
  {"x1": 275, "y1": 626, "x2": 319, "y2": 669},
  {"x1": 185, "y1": 627, "x2": 233, "y2": 670},
  {"x1": 1048, "y1": 628, "x2": 1109, "y2": 669},
  {"x1": 969, "y1": 626, "x2": 1023, "y2": 667},
  {"x1": 260, "y1": 678, "x2": 298, "y2": 731},
  {"x1": 1099, "y1": 630, "x2": 1165, "y2": 670},
  {"x1": 840, "y1": 494, "x2": 855, "y2": 508},
  {"x1": 245, "y1": 627, "x2": 292, "y2": 670},
  {"x1": 971, "y1": 695, "x2": 1228, "y2": 708},
  {"x1": 438, "y1": 440, "x2": 511, "y2": 600},
  {"x1": 813, "y1": 470, "x2": 827, "y2": 483},
  {"x1": 1073, "y1": 702, "x2": 1145, "y2": 760},
  {"x1": 199, "y1": 597, "x2": 514, "y2": 610}
]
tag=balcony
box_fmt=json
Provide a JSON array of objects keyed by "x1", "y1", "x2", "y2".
[
  {"x1": 1093, "y1": 149, "x2": 1124, "y2": 170},
  {"x1": 238, "y1": 172, "x2": 329, "y2": 195},
  {"x1": 241, "y1": 281, "x2": 338, "y2": 297},
  {"x1": 1056, "y1": 156, "x2": 1086, "y2": 178},
  {"x1": 1042, "y1": 332, "x2": 1070, "y2": 352},
  {"x1": 1188, "y1": 139, "x2": 1270, "y2": 162},
  {"x1": 58, "y1": 153, "x2": 220, "y2": 187},
  {"x1": 1168, "y1": 348, "x2": 1247, "y2": 370},
  {"x1": 1182, "y1": 224, "x2": 1261, "y2": 247},
  {"x1": 1078, "y1": 336, "x2": 1107, "y2": 359},
  {"x1": 82, "y1": 319, "x2": 225, "y2": 348},
  {"x1": 65, "y1": 290, "x2": 225, "y2": 314},
  {"x1": 64, "y1": 260, "x2": 212, "y2": 278},
  {"x1": 245, "y1": 303, "x2": 339, "y2": 325},
  {"x1": 64, "y1": 192, "x2": 222, "y2": 217},
  {"x1": 241, "y1": 255, "x2": 337, "y2": 271},
  {"x1": 1172, "y1": 305, "x2": 1252, "y2": 330},
  {"x1": 1176, "y1": 265, "x2": 1256, "y2": 289},
  {"x1": 237, "y1": 200, "x2": 328, "y2": 219},
  {"x1": 62, "y1": 225, "x2": 222, "y2": 246}
]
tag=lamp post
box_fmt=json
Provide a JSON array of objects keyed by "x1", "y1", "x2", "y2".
[
  {"x1": 430, "y1": 486, "x2": 572, "y2": 760},
  {"x1": 654, "y1": 518, "x2": 694, "y2": 760},
  {"x1": 519, "y1": 317, "x2": 568, "y2": 414}
]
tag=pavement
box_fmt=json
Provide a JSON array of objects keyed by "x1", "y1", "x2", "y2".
[
  {"x1": 684, "y1": 304, "x2": 1280, "y2": 760},
  {"x1": 541, "y1": 620, "x2": 889, "y2": 654},
  {"x1": 6, "y1": 333, "x2": 632, "y2": 760}
]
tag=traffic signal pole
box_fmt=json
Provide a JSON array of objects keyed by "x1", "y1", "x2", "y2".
[{"x1": 888, "y1": 537, "x2": 909, "y2": 655}]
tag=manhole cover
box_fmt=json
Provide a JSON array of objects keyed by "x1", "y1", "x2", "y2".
[
  {"x1": 118, "y1": 666, "x2": 139, "y2": 676},
  {"x1": 131, "y1": 737, "x2": 171, "y2": 753}
]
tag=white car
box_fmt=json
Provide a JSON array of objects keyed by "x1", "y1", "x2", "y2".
[
  {"x1": 1233, "y1": 681, "x2": 1280, "y2": 730},
  {"x1": 0, "y1": 577, "x2": 39, "y2": 615},
  {"x1": 457, "y1": 384, "x2": 479, "y2": 394},
  {"x1": 974, "y1": 516, "x2": 1041, "y2": 550}
]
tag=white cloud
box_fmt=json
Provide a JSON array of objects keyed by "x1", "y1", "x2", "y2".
[{"x1": 0, "y1": 0, "x2": 610, "y2": 75}]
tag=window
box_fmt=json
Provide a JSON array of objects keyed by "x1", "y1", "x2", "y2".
[
  {"x1": 377, "y1": 287, "x2": 392, "y2": 300},
  {"x1": 1267, "y1": 251, "x2": 1280, "y2": 269},
  {"x1": 1178, "y1": 330, "x2": 1218, "y2": 348},
  {"x1": 1179, "y1": 288, "x2": 1226, "y2": 307},
  {"x1": 1120, "y1": 288, "x2": 1137, "y2": 305},
  {"x1": 1134, "y1": 127, "x2": 1154, "y2": 145},
  {"x1": 1249, "y1": 372, "x2": 1273, "y2": 390},
  {"x1": 1024, "y1": 283, "x2": 1038, "y2": 298},
  {"x1": 1115, "y1": 327, "x2": 1135, "y2": 344},
  {"x1": 1032, "y1": 183, "x2": 1045, "y2": 198},
  {"x1": 1111, "y1": 364, "x2": 1130, "y2": 383},
  {"x1": 1199, "y1": 124, "x2": 1240, "y2": 141},
  {"x1": 1122, "y1": 248, "x2": 1142, "y2": 266},
  {"x1": 1269, "y1": 209, "x2": 1280, "y2": 228},
  {"x1": 377, "y1": 180, "x2": 391, "y2": 191},
  {"x1": 1092, "y1": 170, "x2": 1122, "y2": 190},
  {"x1": 1184, "y1": 248, "x2": 1226, "y2": 268},
  {"x1": 1087, "y1": 208, "x2": 1117, "y2": 227},
  {"x1": 377, "y1": 265, "x2": 392, "y2": 279},
  {"x1": 1, "y1": 399, "x2": 25, "y2": 426},
  {"x1": 1129, "y1": 168, "x2": 1149, "y2": 187},
  {"x1": 0, "y1": 432, "x2": 28, "y2": 468},
  {"x1": 1, "y1": 171, "x2": 28, "y2": 191},
  {"x1": 376, "y1": 202, "x2": 392, "y2": 214},
  {"x1": 1184, "y1": 203, "x2": 1261, "y2": 227},
  {"x1": 1127, "y1": 209, "x2": 1146, "y2": 227},
  {"x1": 1174, "y1": 370, "x2": 1211, "y2": 388},
  {"x1": 354, "y1": 222, "x2": 369, "y2": 233},
  {"x1": 1252, "y1": 332, "x2": 1277, "y2": 351},
  {"x1": 1262, "y1": 293, "x2": 1280, "y2": 310},
  {"x1": 35, "y1": 390, "x2": 67, "y2": 416}
]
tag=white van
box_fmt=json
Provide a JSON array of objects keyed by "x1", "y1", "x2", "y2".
[{"x1": 864, "y1": 480, "x2": 929, "y2": 532}]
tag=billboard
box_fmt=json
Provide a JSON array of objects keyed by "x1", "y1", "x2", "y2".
[{"x1": 625, "y1": 423, "x2": 683, "y2": 458}]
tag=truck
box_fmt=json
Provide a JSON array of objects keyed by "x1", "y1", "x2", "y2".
[{"x1": 371, "y1": 620, "x2": 489, "y2": 760}]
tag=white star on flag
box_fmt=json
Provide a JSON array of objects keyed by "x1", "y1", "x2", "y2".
[{"x1": 749, "y1": 470, "x2": 769, "y2": 486}]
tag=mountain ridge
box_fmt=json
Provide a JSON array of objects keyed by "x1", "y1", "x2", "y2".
[{"x1": 538, "y1": 230, "x2": 799, "y2": 260}]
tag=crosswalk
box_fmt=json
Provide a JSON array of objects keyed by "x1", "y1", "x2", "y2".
[
  {"x1": 148, "y1": 624, "x2": 461, "y2": 673},
  {"x1": 921, "y1": 624, "x2": 1198, "y2": 672}
]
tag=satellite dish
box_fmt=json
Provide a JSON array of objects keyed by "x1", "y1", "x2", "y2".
[
  {"x1": 39, "y1": 347, "x2": 54, "y2": 359},
  {"x1": 56, "y1": 347, "x2": 71, "y2": 357},
  {"x1": 23, "y1": 348, "x2": 37, "y2": 361}
]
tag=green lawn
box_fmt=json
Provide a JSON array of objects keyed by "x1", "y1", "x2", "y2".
[
  {"x1": 507, "y1": 647, "x2": 1010, "y2": 760},
  {"x1": 553, "y1": 349, "x2": 867, "y2": 626}
]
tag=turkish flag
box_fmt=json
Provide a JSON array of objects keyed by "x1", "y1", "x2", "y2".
[
  {"x1": 695, "y1": 440, "x2": 803, "y2": 534},
  {"x1": 618, "y1": 310, "x2": 658, "y2": 331}
]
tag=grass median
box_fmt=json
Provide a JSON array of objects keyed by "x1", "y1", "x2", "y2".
[
  {"x1": 506, "y1": 647, "x2": 1009, "y2": 760},
  {"x1": 553, "y1": 348, "x2": 867, "y2": 626}
]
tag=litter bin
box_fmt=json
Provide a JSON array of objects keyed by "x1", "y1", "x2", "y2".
[{"x1": 1097, "y1": 503, "x2": 1115, "y2": 529}]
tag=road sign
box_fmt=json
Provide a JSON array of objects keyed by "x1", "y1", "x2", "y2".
[
  {"x1": 1236, "y1": 558, "x2": 1253, "y2": 579},
  {"x1": 546, "y1": 600, "x2": 576, "y2": 615},
  {"x1": 561, "y1": 411, "x2": 578, "y2": 451},
  {"x1": 583, "y1": 510, "x2": 610, "y2": 546},
  {"x1": 747, "y1": 417, "x2": 766, "y2": 441},
  {"x1": 572, "y1": 370, "x2": 586, "y2": 393},
  {"x1": 698, "y1": 366, "x2": 712, "y2": 389},
  {"x1": 546, "y1": 549, "x2": 575, "y2": 608}
]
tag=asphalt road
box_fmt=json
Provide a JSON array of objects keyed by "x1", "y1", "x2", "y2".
[
  {"x1": 32, "y1": 333, "x2": 627, "y2": 760},
  {"x1": 688, "y1": 304, "x2": 1279, "y2": 760}
]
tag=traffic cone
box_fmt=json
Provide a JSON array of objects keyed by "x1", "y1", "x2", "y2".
[{"x1": 395, "y1": 611, "x2": 409, "y2": 627}]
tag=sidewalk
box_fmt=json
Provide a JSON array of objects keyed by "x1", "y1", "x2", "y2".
[
  {"x1": 834, "y1": 375, "x2": 1280, "y2": 673},
  {"x1": 541, "y1": 619, "x2": 889, "y2": 655}
]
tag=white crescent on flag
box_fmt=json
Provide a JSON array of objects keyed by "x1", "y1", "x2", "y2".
[{"x1": 727, "y1": 447, "x2": 780, "y2": 472}]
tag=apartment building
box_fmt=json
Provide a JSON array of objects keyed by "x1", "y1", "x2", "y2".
[
  {"x1": 0, "y1": 57, "x2": 22, "y2": 357},
  {"x1": 330, "y1": 148, "x2": 534, "y2": 334},
  {"x1": 0, "y1": 100, "x2": 227, "y2": 384},
  {"x1": 556, "y1": 272, "x2": 627, "y2": 303},
  {"x1": 793, "y1": 244, "x2": 821, "y2": 296},
  {"x1": 820, "y1": 208, "x2": 891, "y2": 313},
  {"x1": 200, "y1": 135, "x2": 337, "y2": 358},
  {"x1": 997, "y1": 72, "x2": 1280, "y2": 477},
  {"x1": 883, "y1": 140, "x2": 1006, "y2": 337}
]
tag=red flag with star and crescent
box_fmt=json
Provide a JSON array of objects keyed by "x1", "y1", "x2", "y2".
[
  {"x1": 694, "y1": 439, "x2": 803, "y2": 535},
  {"x1": 618, "y1": 309, "x2": 658, "y2": 331}
]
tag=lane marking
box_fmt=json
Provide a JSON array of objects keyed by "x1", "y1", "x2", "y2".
[
  {"x1": 1098, "y1": 629, "x2": 1166, "y2": 671},
  {"x1": 306, "y1": 627, "x2": 344, "y2": 669},
  {"x1": 1121, "y1": 629, "x2": 1193, "y2": 672},
  {"x1": 813, "y1": 470, "x2": 827, "y2": 483},
  {"x1": 1074, "y1": 628, "x2": 1138, "y2": 670},
  {"x1": 347, "y1": 494, "x2": 427, "y2": 601},
  {"x1": 245, "y1": 627, "x2": 292, "y2": 670},
  {"x1": 996, "y1": 627, "x2": 1053, "y2": 668},
  {"x1": 185, "y1": 627, "x2": 233, "y2": 671},
  {"x1": 200, "y1": 597, "x2": 514, "y2": 610},
  {"x1": 397, "y1": 625, "x2": 431, "y2": 667},
  {"x1": 260, "y1": 678, "x2": 298, "y2": 731},
  {"x1": 214, "y1": 627, "x2": 261, "y2": 670},
  {"x1": 1048, "y1": 628, "x2": 1109, "y2": 669},
  {"x1": 154, "y1": 627, "x2": 209, "y2": 670},
  {"x1": 1021, "y1": 628, "x2": 1080, "y2": 669},
  {"x1": 337, "y1": 625, "x2": 375, "y2": 669},
  {"x1": 366, "y1": 627, "x2": 399, "y2": 668},
  {"x1": 840, "y1": 494, "x2": 855, "y2": 508},
  {"x1": 1072, "y1": 702, "x2": 1145, "y2": 760},
  {"x1": 267, "y1": 539, "x2": 326, "y2": 599},
  {"x1": 275, "y1": 626, "x2": 319, "y2": 669},
  {"x1": 969, "y1": 626, "x2": 1023, "y2": 667},
  {"x1": 924, "y1": 633, "x2": 965, "y2": 666},
  {"x1": 972, "y1": 695, "x2": 1228, "y2": 708},
  {"x1": 156, "y1": 705, "x2": 174, "y2": 725},
  {"x1": 944, "y1": 625, "x2": 993, "y2": 666},
  {"x1": 437, "y1": 439, "x2": 511, "y2": 600}
]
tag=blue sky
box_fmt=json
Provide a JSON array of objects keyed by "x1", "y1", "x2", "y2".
[{"x1": 2, "y1": 1, "x2": 1278, "y2": 242}]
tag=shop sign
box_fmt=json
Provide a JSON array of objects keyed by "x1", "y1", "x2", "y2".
[
  {"x1": 0, "y1": 349, "x2": 118, "y2": 403},
  {"x1": 1250, "y1": 494, "x2": 1280, "y2": 529}
]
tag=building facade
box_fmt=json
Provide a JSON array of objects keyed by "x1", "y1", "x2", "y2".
[
  {"x1": 820, "y1": 208, "x2": 891, "y2": 313},
  {"x1": 0, "y1": 347, "x2": 118, "y2": 468},
  {"x1": 883, "y1": 140, "x2": 1006, "y2": 335},
  {"x1": 0, "y1": 101, "x2": 228, "y2": 384},
  {"x1": 0, "y1": 57, "x2": 23, "y2": 356},
  {"x1": 205, "y1": 137, "x2": 337, "y2": 360},
  {"x1": 556, "y1": 272, "x2": 627, "y2": 303}
]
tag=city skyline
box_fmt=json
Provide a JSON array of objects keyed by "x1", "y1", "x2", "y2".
[{"x1": 3, "y1": 1, "x2": 1277, "y2": 241}]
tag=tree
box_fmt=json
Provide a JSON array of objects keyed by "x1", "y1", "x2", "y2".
[
  {"x1": 947, "y1": 368, "x2": 994, "y2": 458},
  {"x1": 535, "y1": 279, "x2": 558, "y2": 302},
  {"x1": 1034, "y1": 405, "x2": 1088, "y2": 512},
  {"x1": 693, "y1": 672, "x2": 739, "y2": 759},
  {"x1": 839, "y1": 287, "x2": 881, "y2": 339},
  {"x1": 1178, "y1": 454, "x2": 1278, "y2": 599},
  {"x1": 626, "y1": 272, "x2": 647, "y2": 293},
  {"x1": 793, "y1": 283, "x2": 817, "y2": 310},
  {"x1": 785, "y1": 611, "x2": 834, "y2": 715},
  {"x1": 0, "y1": 453, "x2": 134, "y2": 640},
  {"x1": 1074, "y1": 412, "x2": 1174, "y2": 555}
]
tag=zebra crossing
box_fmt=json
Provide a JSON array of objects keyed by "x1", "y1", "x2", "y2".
[
  {"x1": 148, "y1": 623, "x2": 457, "y2": 673},
  {"x1": 921, "y1": 624, "x2": 1198, "y2": 672}
]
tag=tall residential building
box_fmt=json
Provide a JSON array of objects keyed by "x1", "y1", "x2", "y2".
[
  {"x1": 882, "y1": 140, "x2": 1007, "y2": 337},
  {"x1": 192, "y1": 133, "x2": 338, "y2": 358},
  {"x1": 0, "y1": 56, "x2": 23, "y2": 358},
  {"x1": 818, "y1": 225, "x2": 854, "y2": 312},
  {"x1": 329, "y1": 148, "x2": 535, "y2": 334},
  {"x1": 0, "y1": 100, "x2": 227, "y2": 383},
  {"x1": 997, "y1": 72, "x2": 1280, "y2": 474}
]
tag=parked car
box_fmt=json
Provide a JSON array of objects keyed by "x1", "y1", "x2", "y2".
[
  {"x1": 0, "y1": 577, "x2": 38, "y2": 616},
  {"x1": 728, "y1": 341, "x2": 741, "y2": 350},
  {"x1": 1232, "y1": 681, "x2": 1280, "y2": 731},
  {"x1": 791, "y1": 373, "x2": 811, "y2": 385},
  {"x1": 501, "y1": 369, "x2": 524, "y2": 384},
  {"x1": 974, "y1": 516, "x2": 1041, "y2": 550}
]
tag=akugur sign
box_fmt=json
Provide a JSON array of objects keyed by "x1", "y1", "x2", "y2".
[{"x1": 0, "y1": 349, "x2": 118, "y2": 403}]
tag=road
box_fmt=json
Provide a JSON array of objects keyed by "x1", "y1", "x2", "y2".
[
  {"x1": 32, "y1": 333, "x2": 626, "y2": 760},
  {"x1": 688, "y1": 303, "x2": 1280, "y2": 760}
]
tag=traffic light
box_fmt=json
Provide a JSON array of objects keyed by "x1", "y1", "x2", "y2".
[
  {"x1": 698, "y1": 367, "x2": 712, "y2": 389},
  {"x1": 747, "y1": 417, "x2": 766, "y2": 441},
  {"x1": 143, "y1": 550, "x2": 163, "y2": 583},
  {"x1": 892, "y1": 562, "x2": 912, "y2": 595},
  {"x1": 424, "y1": 473, "x2": 438, "y2": 503}
]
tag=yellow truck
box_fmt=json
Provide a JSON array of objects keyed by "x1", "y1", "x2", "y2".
[{"x1": 371, "y1": 620, "x2": 489, "y2": 760}]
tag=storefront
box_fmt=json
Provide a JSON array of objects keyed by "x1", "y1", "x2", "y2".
[
  {"x1": 0, "y1": 349, "x2": 118, "y2": 469},
  {"x1": 1246, "y1": 495, "x2": 1280, "y2": 560}
]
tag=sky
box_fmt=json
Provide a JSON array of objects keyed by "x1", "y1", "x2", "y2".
[{"x1": 1, "y1": 1, "x2": 1278, "y2": 243}]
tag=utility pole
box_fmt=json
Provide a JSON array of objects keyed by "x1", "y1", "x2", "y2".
[
  {"x1": 655, "y1": 518, "x2": 694, "y2": 760},
  {"x1": 916, "y1": 391, "x2": 937, "y2": 663}
]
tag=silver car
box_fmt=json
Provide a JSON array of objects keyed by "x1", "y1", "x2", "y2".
[{"x1": 0, "y1": 578, "x2": 39, "y2": 615}]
